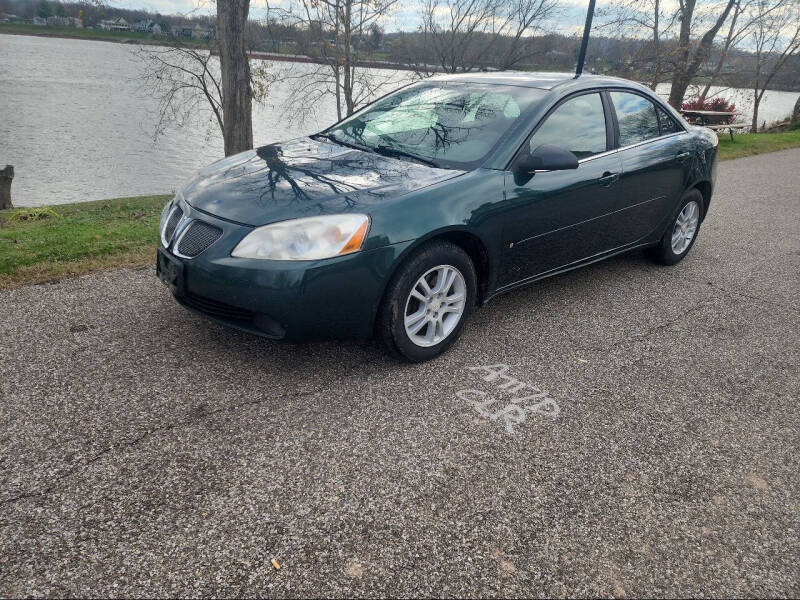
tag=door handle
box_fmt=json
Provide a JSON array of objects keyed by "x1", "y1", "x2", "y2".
[
  {"x1": 676, "y1": 151, "x2": 692, "y2": 163},
  {"x1": 598, "y1": 171, "x2": 619, "y2": 186}
]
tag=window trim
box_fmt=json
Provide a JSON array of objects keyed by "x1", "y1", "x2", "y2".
[{"x1": 507, "y1": 89, "x2": 614, "y2": 170}]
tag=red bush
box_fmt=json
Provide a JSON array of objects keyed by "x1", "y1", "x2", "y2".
[{"x1": 681, "y1": 97, "x2": 737, "y2": 123}]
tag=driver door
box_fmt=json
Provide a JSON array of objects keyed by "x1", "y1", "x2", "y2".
[{"x1": 499, "y1": 91, "x2": 623, "y2": 286}]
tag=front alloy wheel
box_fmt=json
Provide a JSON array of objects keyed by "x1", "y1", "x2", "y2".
[
  {"x1": 379, "y1": 241, "x2": 477, "y2": 362},
  {"x1": 404, "y1": 265, "x2": 467, "y2": 347}
]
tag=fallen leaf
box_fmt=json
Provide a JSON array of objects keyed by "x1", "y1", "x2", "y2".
[
  {"x1": 345, "y1": 561, "x2": 364, "y2": 578},
  {"x1": 499, "y1": 559, "x2": 516, "y2": 574},
  {"x1": 744, "y1": 474, "x2": 768, "y2": 491}
]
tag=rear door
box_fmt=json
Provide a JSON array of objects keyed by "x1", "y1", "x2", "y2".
[
  {"x1": 500, "y1": 91, "x2": 623, "y2": 286},
  {"x1": 608, "y1": 90, "x2": 692, "y2": 245}
]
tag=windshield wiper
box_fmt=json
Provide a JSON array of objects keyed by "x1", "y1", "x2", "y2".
[
  {"x1": 374, "y1": 145, "x2": 438, "y2": 168},
  {"x1": 311, "y1": 133, "x2": 368, "y2": 152}
]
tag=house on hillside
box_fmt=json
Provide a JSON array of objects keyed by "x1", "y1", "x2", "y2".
[
  {"x1": 46, "y1": 16, "x2": 82, "y2": 28},
  {"x1": 133, "y1": 19, "x2": 161, "y2": 34},
  {"x1": 99, "y1": 17, "x2": 130, "y2": 32},
  {"x1": 174, "y1": 24, "x2": 193, "y2": 38},
  {"x1": 133, "y1": 19, "x2": 153, "y2": 32}
]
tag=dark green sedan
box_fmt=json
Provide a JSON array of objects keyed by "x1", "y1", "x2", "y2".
[{"x1": 157, "y1": 72, "x2": 718, "y2": 361}]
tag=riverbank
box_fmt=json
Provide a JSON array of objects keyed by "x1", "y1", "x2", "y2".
[
  {"x1": 2, "y1": 131, "x2": 799, "y2": 290},
  {"x1": 0, "y1": 23, "x2": 410, "y2": 69},
  {"x1": 0, "y1": 22, "x2": 211, "y2": 48}
]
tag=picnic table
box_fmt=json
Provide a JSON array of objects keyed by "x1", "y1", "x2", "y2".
[{"x1": 679, "y1": 109, "x2": 747, "y2": 141}]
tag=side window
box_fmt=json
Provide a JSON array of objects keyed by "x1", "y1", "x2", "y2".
[
  {"x1": 528, "y1": 93, "x2": 607, "y2": 160},
  {"x1": 610, "y1": 91, "x2": 661, "y2": 146},
  {"x1": 656, "y1": 105, "x2": 682, "y2": 135}
]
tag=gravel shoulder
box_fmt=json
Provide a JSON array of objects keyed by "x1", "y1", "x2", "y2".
[{"x1": 1, "y1": 150, "x2": 799, "y2": 597}]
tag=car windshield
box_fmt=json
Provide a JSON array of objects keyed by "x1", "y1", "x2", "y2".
[{"x1": 322, "y1": 83, "x2": 546, "y2": 169}]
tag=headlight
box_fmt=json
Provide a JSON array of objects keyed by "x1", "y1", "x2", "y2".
[{"x1": 231, "y1": 214, "x2": 370, "y2": 260}]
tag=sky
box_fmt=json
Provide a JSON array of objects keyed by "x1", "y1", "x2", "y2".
[{"x1": 103, "y1": 0, "x2": 593, "y2": 35}]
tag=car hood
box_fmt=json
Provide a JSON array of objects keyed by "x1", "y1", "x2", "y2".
[{"x1": 180, "y1": 138, "x2": 464, "y2": 226}]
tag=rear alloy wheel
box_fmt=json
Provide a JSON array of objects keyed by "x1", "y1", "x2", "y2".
[
  {"x1": 379, "y1": 241, "x2": 476, "y2": 362},
  {"x1": 646, "y1": 188, "x2": 704, "y2": 265}
]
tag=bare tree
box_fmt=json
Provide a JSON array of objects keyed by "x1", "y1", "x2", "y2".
[
  {"x1": 136, "y1": 40, "x2": 270, "y2": 149},
  {"x1": 137, "y1": 44, "x2": 226, "y2": 140},
  {"x1": 419, "y1": 0, "x2": 560, "y2": 73},
  {"x1": 268, "y1": 0, "x2": 400, "y2": 121},
  {"x1": 597, "y1": 0, "x2": 680, "y2": 90},
  {"x1": 496, "y1": 0, "x2": 562, "y2": 69},
  {"x1": 667, "y1": 0, "x2": 737, "y2": 107},
  {"x1": 748, "y1": 0, "x2": 800, "y2": 131},
  {"x1": 698, "y1": 0, "x2": 750, "y2": 98}
]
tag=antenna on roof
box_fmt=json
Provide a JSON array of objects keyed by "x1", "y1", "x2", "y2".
[{"x1": 575, "y1": 0, "x2": 596, "y2": 77}]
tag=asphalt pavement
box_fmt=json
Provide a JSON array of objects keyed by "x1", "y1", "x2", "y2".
[{"x1": 1, "y1": 149, "x2": 799, "y2": 597}]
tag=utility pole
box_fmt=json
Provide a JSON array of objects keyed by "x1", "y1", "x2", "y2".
[{"x1": 575, "y1": 0, "x2": 596, "y2": 76}]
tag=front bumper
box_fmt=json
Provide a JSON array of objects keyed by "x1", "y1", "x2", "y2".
[{"x1": 157, "y1": 202, "x2": 412, "y2": 342}]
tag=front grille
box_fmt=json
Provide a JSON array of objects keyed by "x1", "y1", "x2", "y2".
[
  {"x1": 176, "y1": 221, "x2": 222, "y2": 257},
  {"x1": 181, "y1": 291, "x2": 255, "y2": 322},
  {"x1": 163, "y1": 206, "x2": 183, "y2": 245}
]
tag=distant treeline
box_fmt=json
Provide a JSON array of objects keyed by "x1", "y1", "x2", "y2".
[{"x1": 2, "y1": 0, "x2": 799, "y2": 92}]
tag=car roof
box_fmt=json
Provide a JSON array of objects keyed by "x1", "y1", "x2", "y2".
[{"x1": 427, "y1": 71, "x2": 639, "y2": 91}]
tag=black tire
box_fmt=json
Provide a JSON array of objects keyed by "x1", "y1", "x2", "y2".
[
  {"x1": 378, "y1": 241, "x2": 477, "y2": 362},
  {"x1": 646, "y1": 188, "x2": 705, "y2": 265}
]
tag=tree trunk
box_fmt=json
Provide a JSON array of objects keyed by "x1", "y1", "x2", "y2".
[
  {"x1": 342, "y1": 0, "x2": 354, "y2": 117},
  {"x1": 668, "y1": 0, "x2": 694, "y2": 107},
  {"x1": 792, "y1": 95, "x2": 800, "y2": 128},
  {"x1": 650, "y1": 0, "x2": 661, "y2": 91},
  {"x1": 751, "y1": 91, "x2": 760, "y2": 133},
  {"x1": 700, "y1": 1, "x2": 741, "y2": 100},
  {"x1": 0, "y1": 165, "x2": 13, "y2": 210},
  {"x1": 217, "y1": 0, "x2": 253, "y2": 156}
]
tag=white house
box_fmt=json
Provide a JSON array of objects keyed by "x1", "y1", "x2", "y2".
[{"x1": 99, "y1": 17, "x2": 130, "y2": 32}]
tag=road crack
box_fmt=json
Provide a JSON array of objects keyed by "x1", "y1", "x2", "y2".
[
  {"x1": 0, "y1": 388, "x2": 320, "y2": 507},
  {"x1": 687, "y1": 277, "x2": 799, "y2": 315}
]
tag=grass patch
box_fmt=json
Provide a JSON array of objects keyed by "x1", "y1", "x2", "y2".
[
  {"x1": 718, "y1": 128, "x2": 800, "y2": 161},
  {"x1": 0, "y1": 194, "x2": 170, "y2": 289}
]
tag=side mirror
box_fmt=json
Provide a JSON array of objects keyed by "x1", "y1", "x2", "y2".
[{"x1": 517, "y1": 144, "x2": 579, "y2": 173}]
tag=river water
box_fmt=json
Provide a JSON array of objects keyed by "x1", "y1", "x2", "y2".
[{"x1": 2, "y1": 34, "x2": 798, "y2": 206}]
